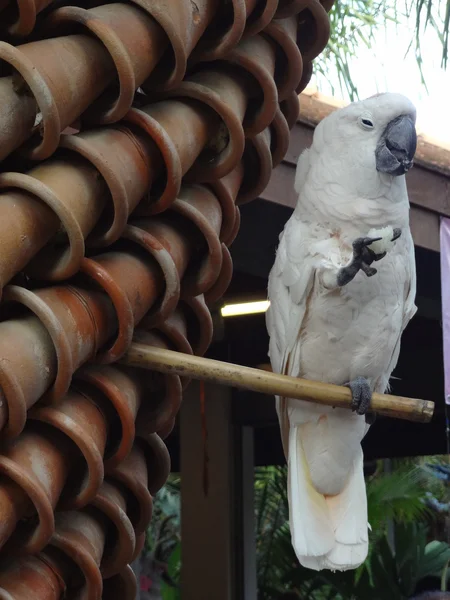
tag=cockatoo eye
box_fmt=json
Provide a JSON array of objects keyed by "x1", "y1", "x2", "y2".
[{"x1": 358, "y1": 115, "x2": 374, "y2": 130}]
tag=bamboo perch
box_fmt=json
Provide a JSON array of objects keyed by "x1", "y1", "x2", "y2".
[{"x1": 120, "y1": 343, "x2": 435, "y2": 423}]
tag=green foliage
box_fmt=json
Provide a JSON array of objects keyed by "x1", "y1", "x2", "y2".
[
  {"x1": 254, "y1": 467, "x2": 301, "y2": 598},
  {"x1": 161, "y1": 543, "x2": 181, "y2": 600},
  {"x1": 419, "y1": 456, "x2": 450, "y2": 504},
  {"x1": 309, "y1": 522, "x2": 450, "y2": 600},
  {"x1": 254, "y1": 463, "x2": 447, "y2": 599},
  {"x1": 351, "y1": 522, "x2": 450, "y2": 599},
  {"x1": 145, "y1": 462, "x2": 448, "y2": 600},
  {"x1": 318, "y1": 0, "x2": 450, "y2": 100},
  {"x1": 413, "y1": 0, "x2": 450, "y2": 67},
  {"x1": 366, "y1": 464, "x2": 432, "y2": 536},
  {"x1": 145, "y1": 475, "x2": 181, "y2": 563},
  {"x1": 144, "y1": 475, "x2": 181, "y2": 598},
  {"x1": 318, "y1": 0, "x2": 397, "y2": 100}
]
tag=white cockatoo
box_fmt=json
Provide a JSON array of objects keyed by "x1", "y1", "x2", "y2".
[{"x1": 266, "y1": 93, "x2": 417, "y2": 572}]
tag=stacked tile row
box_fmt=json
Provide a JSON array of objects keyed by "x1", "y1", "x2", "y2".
[{"x1": 0, "y1": 0, "x2": 332, "y2": 597}]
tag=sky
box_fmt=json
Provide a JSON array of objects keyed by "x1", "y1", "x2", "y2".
[{"x1": 310, "y1": 8, "x2": 450, "y2": 146}]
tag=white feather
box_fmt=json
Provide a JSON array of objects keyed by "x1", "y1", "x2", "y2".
[{"x1": 266, "y1": 92, "x2": 417, "y2": 572}]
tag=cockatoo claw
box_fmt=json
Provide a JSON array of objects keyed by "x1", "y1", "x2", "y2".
[
  {"x1": 391, "y1": 227, "x2": 402, "y2": 242},
  {"x1": 352, "y1": 236, "x2": 382, "y2": 251}
]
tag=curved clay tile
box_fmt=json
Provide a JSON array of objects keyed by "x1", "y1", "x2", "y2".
[{"x1": 0, "y1": 0, "x2": 333, "y2": 594}]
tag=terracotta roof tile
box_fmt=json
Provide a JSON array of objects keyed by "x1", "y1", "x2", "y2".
[{"x1": 0, "y1": 1, "x2": 332, "y2": 596}]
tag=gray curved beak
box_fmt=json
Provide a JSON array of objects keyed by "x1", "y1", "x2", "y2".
[{"x1": 375, "y1": 114, "x2": 417, "y2": 176}]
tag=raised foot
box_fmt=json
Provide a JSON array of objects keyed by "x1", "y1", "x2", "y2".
[
  {"x1": 348, "y1": 376, "x2": 372, "y2": 415},
  {"x1": 337, "y1": 229, "x2": 402, "y2": 287},
  {"x1": 337, "y1": 236, "x2": 381, "y2": 286}
]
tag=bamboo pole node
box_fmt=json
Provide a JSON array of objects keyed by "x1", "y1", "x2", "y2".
[{"x1": 120, "y1": 343, "x2": 435, "y2": 423}]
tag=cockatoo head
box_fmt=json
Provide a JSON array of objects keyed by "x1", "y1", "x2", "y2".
[{"x1": 313, "y1": 92, "x2": 417, "y2": 177}]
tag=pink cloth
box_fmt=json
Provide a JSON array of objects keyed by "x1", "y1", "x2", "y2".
[
  {"x1": 140, "y1": 575, "x2": 152, "y2": 591},
  {"x1": 440, "y1": 217, "x2": 450, "y2": 403}
]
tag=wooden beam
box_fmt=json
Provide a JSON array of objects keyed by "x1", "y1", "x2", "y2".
[
  {"x1": 180, "y1": 382, "x2": 235, "y2": 600},
  {"x1": 233, "y1": 426, "x2": 257, "y2": 600},
  {"x1": 120, "y1": 344, "x2": 435, "y2": 423},
  {"x1": 410, "y1": 206, "x2": 440, "y2": 252}
]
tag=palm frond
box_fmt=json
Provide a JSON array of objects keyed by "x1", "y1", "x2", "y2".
[
  {"x1": 366, "y1": 466, "x2": 431, "y2": 535},
  {"x1": 254, "y1": 461, "x2": 441, "y2": 599},
  {"x1": 316, "y1": 0, "x2": 449, "y2": 99}
]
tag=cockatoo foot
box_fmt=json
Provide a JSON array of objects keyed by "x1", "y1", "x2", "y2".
[
  {"x1": 348, "y1": 376, "x2": 372, "y2": 415},
  {"x1": 337, "y1": 229, "x2": 402, "y2": 287},
  {"x1": 337, "y1": 236, "x2": 382, "y2": 286}
]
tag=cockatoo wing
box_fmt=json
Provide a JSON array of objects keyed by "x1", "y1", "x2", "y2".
[
  {"x1": 267, "y1": 210, "x2": 318, "y2": 440},
  {"x1": 267, "y1": 150, "x2": 318, "y2": 370},
  {"x1": 375, "y1": 230, "x2": 417, "y2": 394},
  {"x1": 267, "y1": 168, "x2": 340, "y2": 560}
]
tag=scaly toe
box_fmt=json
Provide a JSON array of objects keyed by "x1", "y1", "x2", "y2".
[{"x1": 348, "y1": 376, "x2": 372, "y2": 415}]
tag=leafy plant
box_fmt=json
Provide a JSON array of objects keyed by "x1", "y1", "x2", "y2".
[
  {"x1": 298, "y1": 522, "x2": 450, "y2": 600},
  {"x1": 161, "y1": 542, "x2": 181, "y2": 600},
  {"x1": 254, "y1": 463, "x2": 446, "y2": 599},
  {"x1": 318, "y1": 0, "x2": 450, "y2": 100},
  {"x1": 349, "y1": 522, "x2": 450, "y2": 599},
  {"x1": 142, "y1": 475, "x2": 181, "y2": 598},
  {"x1": 367, "y1": 464, "x2": 432, "y2": 537},
  {"x1": 319, "y1": 0, "x2": 397, "y2": 99},
  {"x1": 145, "y1": 476, "x2": 180, "y2": 562},
  {"x1": 141, "y1": 461, "x2": 448, "y2": 599}
]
